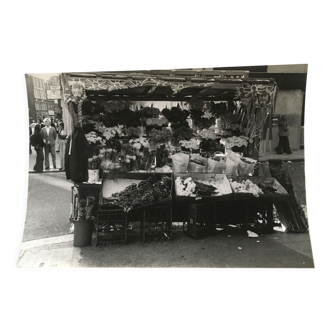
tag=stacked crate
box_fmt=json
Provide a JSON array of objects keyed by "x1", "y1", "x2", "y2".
[
  {"x1": 141, "y1": 205, "x2": 172, "y2": 242},
  {"x1": 96, "y1": 207, "x2": 128, "y2": 246},
  {"x1": 183, "y1": 202, "x2": 216, "y2": 239}
]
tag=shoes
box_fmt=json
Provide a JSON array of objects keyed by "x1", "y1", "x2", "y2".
[
  {"x1": 287, "y1": 152, "x2": 292, "y2": 154},
  {"x1": 45, "y1": 167, "x2": 50, "y2": 170},
  {"x1": 59, "y1": 168, "x2": 63, "y2": 171},
  {"x1": 56, "y1": 151, "x2": 60, "y2": 152}
]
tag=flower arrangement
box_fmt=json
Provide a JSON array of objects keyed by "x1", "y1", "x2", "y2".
[
  {"x1": 221, "y1": 136, "x2": 249, "y2": 149},
  {"x1": 149, "y1": 127, "x2": 172, "y2": 143},
  {"x1": 189, "y1": 108, "x2": 215, "y2": 130},
  {"x1": 88, "y1": 156, "x2": 102, "y2": 170},
  {"x1": 162, "y1": 106, "x2": 189, "y2": 126},
  {"x1": 171, "y1": 126, "x2": 194, "y2": 146},
  {"x1": 198, "y1": 129, "x2": 217, "y2": 140},
  {"x1": 129, "y1": 137, "x2": 150, "y2": 150},
  {"x1": 145, "y1": 116, "x2": 169, "y2": 127},
  {"x1": 229, "y1": 179, "x2": 263, "y2": 197},
  {"x1": 104, "y1": 175, "x2": 172, "y2": 212},
  {"x1": 126, "y1": 126, "x2": 143, "y2": 137},
  {"x1": 175, "y1": 177, "x2": 218, "y2": 198},
  {"x1": 140, "y1": 106, "x2": 161, "y2": 119},
  {"x1": 179, "y1": 138, "x2": 201, "y2": 150},
  {"x1": 85, "y1": 131, "x2": 103, "y2": 145}
]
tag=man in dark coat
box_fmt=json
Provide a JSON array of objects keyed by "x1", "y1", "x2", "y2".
[{"x1": 65, "y1": 124, "x2": 93, "y2": 183}]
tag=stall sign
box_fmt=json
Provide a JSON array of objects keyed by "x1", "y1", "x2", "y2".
[
  {"x1": 47, "y1": 89, "x2": 61, "y2": 99},
  {"x1": 48, "y1": 110, "x2": 55, "y2": 116}
]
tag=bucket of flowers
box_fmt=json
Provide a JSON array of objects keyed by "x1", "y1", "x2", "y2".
[{"x1": 87, "y1": 156, "x2": 102, "y2": 183}]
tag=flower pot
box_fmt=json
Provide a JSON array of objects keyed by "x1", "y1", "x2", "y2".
[{"x1": 88, "y1": 169, "x2": 100, "y2": 183}]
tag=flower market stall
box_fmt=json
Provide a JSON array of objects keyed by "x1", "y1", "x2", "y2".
[{"x1": 59, "y1": 69, "x2": 294, "y2": 246}]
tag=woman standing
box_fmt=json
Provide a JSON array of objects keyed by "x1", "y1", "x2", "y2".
[
  {"x1": 57, "y1": 122, "x2": 67, "y2": 171},
  {"x1": 30, "y1": 124, "x2": 45, "y2": 172},
  {"x1": 275, "y1": 115, "x2": 292, "y2": 154}
]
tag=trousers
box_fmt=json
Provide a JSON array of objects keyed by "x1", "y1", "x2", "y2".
[
  {"x1": 44, "y1": 144, "x2": 57, "y2": 168},
  {"x1": 275, "y1": 136, "x2": 291, "y2": 154},
  {"x1": 59, "y1": 139, "x2": 66, "y2": 168}
]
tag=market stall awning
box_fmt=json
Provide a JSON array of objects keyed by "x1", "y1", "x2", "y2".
[{"x1": 66, "y1": 69, "x2": 276, "y2": 101}]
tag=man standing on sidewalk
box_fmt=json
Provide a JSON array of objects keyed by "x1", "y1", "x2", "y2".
[{"x1": 41, "y1": 118, "x2": 57, "y2": 170}]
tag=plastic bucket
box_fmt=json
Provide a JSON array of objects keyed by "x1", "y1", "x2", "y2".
[{"x1": 73, "y1": 221, "x2": 93, "y2": 247}]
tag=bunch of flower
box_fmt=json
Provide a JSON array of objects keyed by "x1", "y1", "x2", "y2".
[
  {"x1": 126, "y1": 127, "x2": 142, "y2": 137},
  {"x1": 179, "y1": 138, "x2": 201, "y2": 150},
  {"x1": 162, "y1": 106, "x2": 189, "y2": 124},
  {"x1": 88, "y1": 156, "x2": 102, "y2": 170},
  {"x1": 85, "y1": 131, "x2": 103, "y2": 145},
  {"x1": 100, "y1": 160, "x2": 122, "y2": 171},
  {"x1": 145, "y1": 116, "x2": 169, "y2": 127},
  {"x1": 150, "y1": 127, "x2": 172, "y2": 142},
  {"x1": 198, "y1": 129, "x2": 217, "y2": 140},
  {"x1": 171, "y1": 126, "x2": 194, "y2": 146},
  {"x1": 229, "y1": 179, "x2": 263, "y2": 197},
  {"x1": 202, "y1": 109, "x2": 214, "y2": 119},
  {"x1": 106, "y1": 175, "x2": 172, "y2": 211},
  {"x1": 129, "y1": 137, "x2": 150, "y2": 151},
  {"x1": 189, "y1": 108, "x2": 215, "y2": 130},
  {"x1": 101, "y1": 125, "x2": 124, "y2": 140},
  {"x1": 140, "y1": 107, "x2": 161, "y2": 119},
  {"x1": 222, "y1": 136, "x2": 249, "y2": 149},
  {"x1": 175, "y1": 177, "x2": 196, "y2": 197}
]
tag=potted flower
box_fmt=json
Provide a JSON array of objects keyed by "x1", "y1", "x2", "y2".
[{"x1": 87, "y1": 156, "x2": 102, "y2": 183}]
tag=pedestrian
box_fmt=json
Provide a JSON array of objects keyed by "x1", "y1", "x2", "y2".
[
  {"x1": 57, "y1": 122, "x2": 67, "y2": 171},
  {"x1": 30, "y1": 124, "x2": 45, "y2": 172},
  {"x1": 29, "y1": 120, "x2": 36, "y2": 135},
  {"x1": 55, "y1": 119, "x2": 60, "y2": 152},
  {"x1": 29, "y1": 125, "x2": 32, "y2": 154},
  {"x1": 275, "y1": 115, "x2": 292, "y2": 154},
  {"x1": 38, "y1": 118, "x2": 45, "y2": 128},
  {"x1": 50, "y1": 118, "x2": 56, "y2": 128},
  {"x1": 41, "y1": 118, "x2": 57, "y2": 170}
]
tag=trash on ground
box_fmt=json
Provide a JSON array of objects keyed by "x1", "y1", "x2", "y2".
[
  {"x1": 216, "y1": 227, "x2": 224, "y2": 231},
  {"x1": 247, "y1": 230, "x2": 259, "y2": 237},
  {"x1": 238, "y1": 247, "x2": 242, "y2": 249},
  {"x1": 274, "y1": 224, "x2": 287, "y2": 232}
]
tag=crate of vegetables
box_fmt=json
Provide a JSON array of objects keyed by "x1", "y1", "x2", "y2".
[
  {"x1": 174, "y1": 173, "x2": 232, "y2": 202},
  {"x1": 100, "y1": 172, "x2": 173, "y2": 211}
]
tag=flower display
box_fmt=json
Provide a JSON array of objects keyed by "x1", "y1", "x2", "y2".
[
  {"x1": 189, "y1": 108, "x2": 215, "y2": 130},
  {"x1": 222, "y1": 136, "x2": 249, "y2": 149},
  {"x1": 198, "y1": 129, "x2": 217, "y2": 140},
  {"x1": 229, "y1": 179, "x2": 263, "y2": 197},
  {"x1": 145, "y1": 116, "x2": 169, "y2": 127},
  {"x1": 162, "y1": 106, "x2": 189, "y2": 125},
  {"x1": 104, "y1": 175, "x2": 172, "y2": 212},
  {"x1": 129, "y1": 137, "x2": 150, "y2": 150},
  {"x1": 179, "y1": 138, "x2": 201, "y2": 150},
  {"x1": 149, "y1": 127, "x2": 172, "y2": 142},
  {"x1": 202, "y1": 110, "x2": 214, "y2": 119},
  {"x1": 175, "y1": 177, "x2": 196, "y2": 197},
  {"x1": 85, "y1": 131, "x2": 103, "y2": 144},
  {"x1": 88, "y1": 156, "x2": 102, "y2": 170},
  {"x1": 171, "y1": 126, "x2": 194, "y2": 146},
  {"x1": 126, "y1": 126, "x2": 143, "y2": 137},
  {"x1": 175, "y1": 177, "x2": 219, "y2": 198}
]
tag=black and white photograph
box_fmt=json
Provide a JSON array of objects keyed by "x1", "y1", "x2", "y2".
[{"x1": 18, "y1": 65, "x2": 313, "y2": 268}]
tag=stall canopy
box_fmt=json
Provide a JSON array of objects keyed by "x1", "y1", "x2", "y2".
[
  {"x1": 64, "y1": 69, "x2": 276, "y2": 102},
  {"x1": 60, "y1": 70, "x2": 278, "y2": 156}
]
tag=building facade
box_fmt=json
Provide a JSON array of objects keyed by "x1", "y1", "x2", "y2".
[{"x1": 25, "y1": 74, "x2": 49, "y2": 121}]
